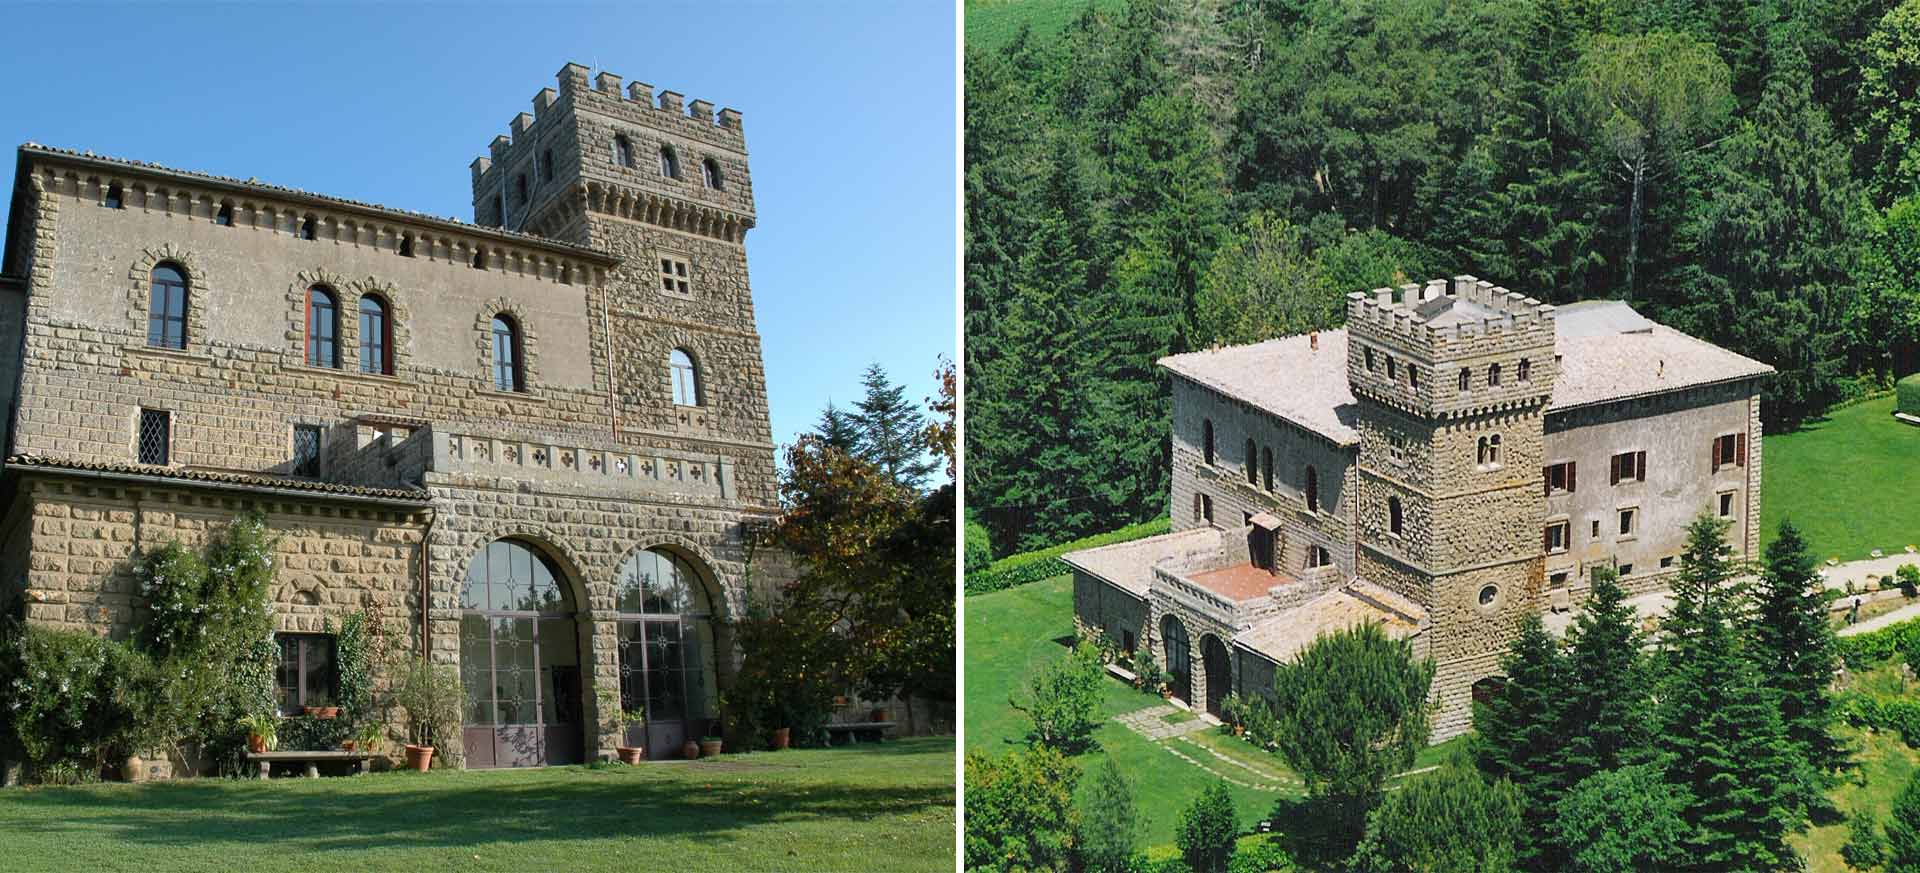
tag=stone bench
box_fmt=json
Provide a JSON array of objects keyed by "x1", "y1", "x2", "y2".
[
  {"x1": 825, "y1": 721, "x2": 896, "y2": 744},
  {"x1": 246, "y1": 750, "x2": 373, "y2": 780}
]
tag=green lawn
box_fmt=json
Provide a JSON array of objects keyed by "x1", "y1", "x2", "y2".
[
  {"x1": 0, "y1": 738, "x2": 955, "y2": 873},
  {"x1": 1763, "y1": 395, "x2": 1920, "y2": 561},
  {"x1": 965, "y1": 0, "x2": 1121, "y2": 52},
  {"x1": 1794, "y1": 663, "x2": 1920, "y2": 872},
  {"x1": 966, "y1": 573, "x2": 1464, "y2": 848}
]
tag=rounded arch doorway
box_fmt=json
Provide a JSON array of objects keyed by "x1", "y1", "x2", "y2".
[
  {"x1": 614, "y1": 547, "x2": 720, "y2": 757},
  {"x1": 1161, "y1": 614, "x2": 1192, "y2": 704},
  {"x1": 459, "y1": 539, "x2": 585, "y2": 768},
  {"x1": 1201, "y1": 635, "x2": 1232, "y2": 718}
]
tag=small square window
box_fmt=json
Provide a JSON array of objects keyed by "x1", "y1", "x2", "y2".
[
  {"x1": 1549, "y1": 571, "x2": 1569, "y2": 588},
  {"x1": 659, "y1": 256, "x2": 691, "y2": 296},
  {"x1": 1619, "y1": 563, "x2": 1634, "y2": 576},
  {"x1": 1590, "y1": 520, "x2": 1601, "y2": 539},
  {"x1": 1718, "y1": 491, "x2": 1735, "y2": 518},
  {"x1": 137, "y1": 409, "x2": 170, "y2": 465},
  {"x1": 1545, "y1": 521, "x2": 1570, "y2": 553},
  {"x1": 293, "y1": 425, "x2": 323, "y2": 478},
  {"x1": 1660, "y1": 556, "x2": 1674, "y2": 569},
  {"x1": 1618, "y1": 508, "x2": 1636, "y2": 537}
]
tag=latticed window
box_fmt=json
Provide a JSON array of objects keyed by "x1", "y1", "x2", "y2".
[
  {"x1": 669, "y1": 348, "x2": 699, "y2": 406},
  {"x1": 137, "y1": 408, "x2": 170, "y2": 465},
  {"x1": 292, "y1": 424, "x2": 322, "y2": 478},
  {"x1": 659, "y1": 257, "x2": 690, "y2": 295},
  {"x1": 306, "y1": 286, "x2": 339, "y2": 368},
  {"x1": 358, "y1": 296, "x2": 391, "y2": 375},
  {"x1": 275, "y1": 633, "x2": 336, "y2": 716},
  {"x1": 492, "y1": 316, "x2": 524, "y2": 392},
  {"x1": 147, "y1": 263, "x2": 189, "y2": 349},
  {"x1": 614, "y1": 548, "x2": 717, "y2": 735}
]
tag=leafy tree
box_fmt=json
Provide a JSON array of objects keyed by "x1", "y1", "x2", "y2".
[
  {"x1": 1567, "y1": 31, "x2": 1733, "y2": 298},
  {"x1": 1010, "y1": 641, "x2": 1104, "y2": 754},
  {"x1": 1855, "y1": 197, "x2": 1920, "y2": 379},
  {"x1": 1175, "y1": 780, "x2": 1238, "y2": 873},
  {"x1": 1269, "y1": 622, "x2": 1434, "y2": 852},
  {"x1": 1349, "y1": 765, "x2": 1525, "y2": 873},
  {"x1": 852, "y1": 363, "x2": 937, "y2": 491},
  {"x1": 1856, "y1": 0, "x2": 1920, "y2": 206},
  {"x1": 1551, "y1": 764, "x2": 1691, "y2": 873},
  {"x1": 1844, "y1": 814, "x2": 1888, "y2": 871},
  {"x1": 963, "y1": 512, "x2": 994, "y2": 576},
  {"x1": 1471, "y1": 614, "x2": 1568, "y2": 869},
  {"x1": 1560, "y1": 565, "x2": 1654, "y2": 786},
  {"x1": 1078, "y1": 757, "x2": 1140, "y2": 873},
  {"x1": 1193, "y1": 212, "x2": 1334, "y2": 347},
  {"x1": 1889, "y1": 771, "x2": 1920, "y2": 870},
  {"x1": 1657, "y1": 515, "x2": 1804, "y2": 871},
  {"x1": 964, "y1": 746, "x2": 1081, "y2": 873},
  {"x1": 1751, "y1": 518, "x2": 1849, "y2": 805}
]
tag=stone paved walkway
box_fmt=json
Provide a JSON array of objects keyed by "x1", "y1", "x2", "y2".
[
  {"x1": 1113, "y1": 703, "x2": 1216, "y2": 741},
  {"x1": 1842, "y1": 600, "x2": 1920, "y2": 636}
]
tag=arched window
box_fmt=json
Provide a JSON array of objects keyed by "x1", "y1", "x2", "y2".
[
  {"x1": 1202, "y1": 419, "x2": 1215, "y2": 465},
  {"x1": 1489, "y1": 363, "x2": 1502, "y2": 387},
  {"x1": 615, "y1": 547, "x2": 719, "y2": 751},
  {"x1": 472, "y1": 248, "x2": 488, "y2": 270},
  {"x1": 702, "y1": 158, "x2": 723, "y2": 190},
  {"x1": 614, "y1": 135, "x2": 636, "y2": 168},
  {"x1": 358, "y1": 295, "x2": 391, "y2": 375},
  {"x1": 1518, "y1": 358, "x2": 1531, "y2": 382},
  {"x1": 148, "y1": 263, "x2": 189, "y2": 349},
  {"x1": 491, "y1": 316, "x2": 524, "y2": 392},
  {"x1": 659, "y1": 146, "x2": 679, "y2": 179},
  {"x1": 305, "y1": 286, "x2": 339, "y2": 368},
  {"x1": 1262, "y1": 447, "x2": 1274, "y2": 491},
  {"x1": 1389, "y1": 496, "x2": 1403, "y2": 535},
  {"x1": 398, "y1": 234, "x2": 414, "y2": 258},
  {"x1": 1408, "y1": 365, "x2": 1419, "y2": 389},
  {"x1": 104, "y1": 183, "x2": 124, "y2": 209},
  {"x1": 669, "y1": 348, "x2": 700, "y2": 406},
  {"x1": 459, "y1": 539, "x2": 582, "y2": 768},
  {"x1": 1305, "y1": 465, "x2": 1319, "y2": 513},
  {"x1": 1488, "y1": 433, "x2": 1501, "y2": 465},
  {"x1": 1459, "y1": 369, "x2": 1470, "y2": 391},
  {"x1": 1476, "y1": 436, "x2": 1489, "y2": 466},
  {"x1": 1245, "y1": 439, "x2": 1258, "y2": 485}
]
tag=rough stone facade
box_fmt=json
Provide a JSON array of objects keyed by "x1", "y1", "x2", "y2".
[
  {"x1": 1074, "y1": 276, "x2": 1772, "y2": 740},
  {"x1": 0, "y1": 62, "x2": 793, "y2": 768}
]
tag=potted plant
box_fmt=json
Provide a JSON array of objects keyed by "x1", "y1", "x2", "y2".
[
  {"x1": 390, "y1": 658, "x2": 463, "y2": 772},
  {"x1": 771, "y1": 726, "x2": 792, "y2": 750},
  {"x1": 303, "y1": 690, "x2": 340, "y2": 720},
  {"x1": 699, "y1": 735, "x2": 724, "y2": 757},
  {"x1": 596, "y1": 688, "x2": 646, "y2": 764},
  {"x1": 870, "y1": 706, "x2": 889, "y2": 723},
  {"x1": 343, "y1": 720, "x2": 383, "y2": 753},
  {"x1": 682, "y1": 739, "x2": 701, "y2": 760},
  {"x1": 241, "y1": 713, "x2": 277, "y2": 754}
]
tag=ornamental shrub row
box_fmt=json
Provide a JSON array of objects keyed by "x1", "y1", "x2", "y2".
[
  {"x1": 1839, "y1": 693, "x2": 1920, "y2": 746},
  {"x1": 964, "y1": 518, "x2": 1171, "y2": 595},
  {"x1": 1838, "y1": 616, "x2": 1920, "y2": 668}
]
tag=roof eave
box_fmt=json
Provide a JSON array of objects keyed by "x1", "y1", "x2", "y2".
[{"x1": 6, "y1": 459, "x2": 435, "y2": 508}]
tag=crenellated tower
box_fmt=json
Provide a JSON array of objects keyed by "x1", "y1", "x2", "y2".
[
  {"x1": 1344, "y1": 275, "x2": 1559, "y2": 736},
  {"x1": 466, "y1": 63, "x2": 776, "y2": 507}
]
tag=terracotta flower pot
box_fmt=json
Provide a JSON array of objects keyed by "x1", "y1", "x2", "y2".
[
  {"x1": 699, "y1": 738, "x2": 723, "y2": 758},
  {"x1": 341, "y1": 740, "x2": 358, "y2": 752},
  {"x1": 304, "y1": 706, "x2": 340, "y2": 720},
  {"x1": 771, "y1": 727, "x2": 791, "y2": 750},
  {"x1": 248, "y1": 734, "x2": 267, "y2": 754},
  {"x1": 870, "y1": 708, "x2": 889, "y2": 722},
  {"x1": 681, "y1": 740, "x2": 700, "y2": 760},
  {"x1": 616, "y1": 746, "x2": 644, "y2": 765},
  {"x1": 404, "y1": 743, "x2": 434, "y2": 772}
]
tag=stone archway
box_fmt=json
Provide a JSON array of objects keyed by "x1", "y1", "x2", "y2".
[
  {"x1": 1202, "y1": 634, "x2": 1232, "y2": 718},
  {"x1": 611, "y1": 545, "x2": 723, "y2": 758},
  {"x1": 458, "y1": 537, "x2": 587, "y2": 769},
  {"x1": 1162, "y1": 614, "x2": 1192, "y2": 705}
]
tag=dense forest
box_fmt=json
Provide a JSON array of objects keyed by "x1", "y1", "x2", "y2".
[{"x1": 964, "y1": 0, "x2": 1920, "y2": 555}]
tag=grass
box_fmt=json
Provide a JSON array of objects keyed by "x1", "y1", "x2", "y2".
[
  {"x1": 966, "y1": 572, "x2": 1467, "y2": 848},
  {"x1": 1794, "y1": 663, "x2": 1920, "y2": 871},
  {"x1": 1763, "y1": 395, "x2": 1920, "y2": 561},
  {"x1": 964, "y1": 0, "x2": 1121, "y2": 52},
  {"x1": 0, "y1": 738, "x2": 955, "y2": 873}
]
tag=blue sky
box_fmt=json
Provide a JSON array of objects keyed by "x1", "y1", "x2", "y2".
[{"x1": 0, "y1": 1, "x2": 957, "y2": 456}]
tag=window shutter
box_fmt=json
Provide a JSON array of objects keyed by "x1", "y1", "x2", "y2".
[
  {"x1": 1544, "y1": 466, "x2": 1552, "y2": 496},
  {"x1": 1711, "y1": 437, "x2": 1721, "y2": 472},
  {"x1": 1636, "y1": 451, "x2": 1647, "y2": 481},
  {"x1": 1543, "y1": 526, "x2": 1551, "y2": 551},
  {"x1": 1568, "y1": 461, "x2": 1576, "y2": 492},
  {"x1": 1737, "y1": 432, "x2": 1747, "y2": 467},
  {"x1": 1610, "y1": 454, "x2": 1620, "y2": 485}
]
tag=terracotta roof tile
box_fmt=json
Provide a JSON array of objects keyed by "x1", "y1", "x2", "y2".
[{"x1": 6, "y1": 454, "x2": 432, "y2": 503}]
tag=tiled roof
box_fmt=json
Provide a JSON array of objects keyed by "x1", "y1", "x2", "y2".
[
  {"x1": 6, "y1": 454, "x2": 433, "y2": 503},
  {"x1": 1160, "y1": 303, "x2": 1774, "y2": 444},
  {"x1": 16, "y1": 143, "x2": 618, "y2": 263}
]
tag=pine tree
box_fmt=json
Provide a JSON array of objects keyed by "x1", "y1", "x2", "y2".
[
  {"x1": 1470, "y1": 614, "x2": 1569, "y2": 870},
  {"x1": 1657, "y1": 515, "x2": 1804, "y2": 871},
  {"x1": 1561, "y1": 566, "x2": 1654, "y2": 786},
  {"x1": 1751, "y1": 518, "x2": 1850, "y2": 809},
  {"x1": 812, "y1": 401, "x2": 863, "y2": 456},
  {"x1": 1886, "y1": 770, "x2": 1920, "y2": 870},
  {"x1": 1078, "y1": 757, "x2": 1139, "y2": 873},
  {"x1": 851, "y1": 364, "x2": 937, "y2": 493}
]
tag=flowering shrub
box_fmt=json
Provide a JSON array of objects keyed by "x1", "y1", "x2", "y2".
[{"x1": 0, "y1": 623, "x2": 155, "y2": 775}]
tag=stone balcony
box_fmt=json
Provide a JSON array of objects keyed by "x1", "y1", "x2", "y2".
[{"x1": 1149, "y1": 526, "x2": 1345, "y2": 631}]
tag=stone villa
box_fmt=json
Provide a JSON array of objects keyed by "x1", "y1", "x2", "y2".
[
  {"x1": 0, "y1": 64, "x2": 786, "y2": 768},
  {"x1": 1067, "y1": 277, "x2": 1773, "y2": 737}
]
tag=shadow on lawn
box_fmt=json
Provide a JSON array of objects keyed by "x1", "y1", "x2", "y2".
[{"x1": 0, "y1": 755, "x2": 953, "y2": 854}]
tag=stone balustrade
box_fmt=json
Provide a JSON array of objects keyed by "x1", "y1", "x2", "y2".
[{"x1": 429, "y1": 429, "x2": 734, "y2": 501}]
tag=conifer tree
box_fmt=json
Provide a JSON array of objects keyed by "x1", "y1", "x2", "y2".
[
  {"x1": 1886, "y1": 770, "x2": 1920, "y2": 870},
  {"x1": 1560, "y1": 565, "x2": 1654, "y2": 786},
  {"x1": 1470, "y1": 614, "x2": 1568, "y2": 870},
  {"x1": 1078, "y1": 757, "x2": 1139, "y2": 873},
  {"x1": 851, "y1": 364, "x2": 936, "y2": 492},
  {"x1": 812, "y1": 401, "x2": 863, "y2": 456},
  {"x1": 1751, "y1": 518, "x2": 1849, "y2": 808},
  {"x1": 1657, "y1": 515, "x2": 1803, "y2": 871}
]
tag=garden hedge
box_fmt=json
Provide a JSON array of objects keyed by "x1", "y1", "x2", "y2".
[
  {"x1": 963, "y1": 518, "x2": 1171, "y2": 595},
  {"x1": 1838, "y1": 615, "x2": 1920, "y2": 668},
  {"x1": 1900, "y1": 373, "x2": 1920, "y2": 417}
]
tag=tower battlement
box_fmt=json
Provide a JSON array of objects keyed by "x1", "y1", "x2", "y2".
[{"x1": 1345, "y1": 275, "x2": 1558, "y2": 419}]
